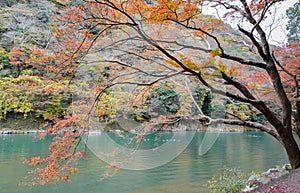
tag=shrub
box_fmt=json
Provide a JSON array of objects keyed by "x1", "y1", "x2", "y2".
[
  {"x1": 0, "y1": 47, "x2": 9, "y2": 67},
  {"x1": 36, "y1": 10, "x2": 50, "y2": 23},
  {"x1": 0, "y1": 74, "x2": 70, "y2": 120},
  {"x1": 208, "y1": 168, "x2": 249, "y2": 193},
  {"x1": 192, "y1": 85, "x2": 212, "y2": 115},
  {"x1": 210, "y1": 103, "x2": 226, "y2": 119},
  {"x1": 146, "y1": 87, "x2": 180, "y2": 115},
  {"x1": 247, "y1": 113, "x2": 267, "y2": 124}
]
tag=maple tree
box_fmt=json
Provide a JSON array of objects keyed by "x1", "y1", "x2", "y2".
[
  {"x1": 24, "y1": 0, "x2": 300, "y2": 185},
  {"x1": 275, "y1": 40, "x2": 300, "y2": 136}
]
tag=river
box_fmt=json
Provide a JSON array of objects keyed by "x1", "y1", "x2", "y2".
[{"x1": 0, "y1": 131, "x2": 289, "y2": 193}]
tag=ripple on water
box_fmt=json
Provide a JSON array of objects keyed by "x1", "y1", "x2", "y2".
[{"x1": 0, "y1": 131, "x2": 292, "y2": 193}]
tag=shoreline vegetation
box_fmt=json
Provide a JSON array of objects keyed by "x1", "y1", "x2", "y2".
[
  {"x1": 0, "y1": 126, "x2": 255, "y2": 135},
  {"x1": 0, "y1": 128, "x2": 250, "y2": 134},
  {"x1": 0, "y1": 114, "x2": 257, "y2": 134}
]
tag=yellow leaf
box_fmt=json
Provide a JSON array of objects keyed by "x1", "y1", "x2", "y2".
[
  {"x1": 182, "y1": 59, "x2": 198, "y2": 70},
  {"x1": 210, "y1": 48, "x2": 222, "y2": 57},
  {"x1": 217, "y1": 61, "x2": 226, "y2": 72},
  {"x1": 164, "y1": 58, "x2": 180, "y2": 68}
]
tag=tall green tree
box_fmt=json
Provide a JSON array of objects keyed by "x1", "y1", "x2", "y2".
[{"x1": 286, "y1": 0, "x2": 300, "y2": 42}]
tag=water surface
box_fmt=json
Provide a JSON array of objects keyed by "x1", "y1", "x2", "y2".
[{"x1": 0, "y1": 131, "x2": 289, "y2": 193}]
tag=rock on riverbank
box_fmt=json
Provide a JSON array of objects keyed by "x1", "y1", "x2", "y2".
[
  {"x1": 0, "y1": 128, "x2": 46, "y2": 134},
  {"x1": 254, "y1": 167, "x2": 300, "y2": 193},
  {"x1": 243, "y1": 164, "x2": 292, "y2": 192}
]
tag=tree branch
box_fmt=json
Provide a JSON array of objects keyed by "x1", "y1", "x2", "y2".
[{"x1": 209, "y1": 118, "x2": 280, "y2": 141}]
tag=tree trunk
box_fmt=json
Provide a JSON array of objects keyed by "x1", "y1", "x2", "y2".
[
  {"x1": 280, "y1": 129, "x2": 300, "y2": 169},
  {"x1": 294, "y1": 100, "x2": 300, "y2": 139}
]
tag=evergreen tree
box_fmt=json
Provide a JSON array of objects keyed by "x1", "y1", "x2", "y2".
[{"x1": 286, "y1": 0, "x2": 300, "y2": 42}]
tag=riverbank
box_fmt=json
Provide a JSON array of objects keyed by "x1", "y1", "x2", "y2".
[
  {"x1": 104, "y1": 119, "x2": 254, "y2": 133},
  {"x1": 254, "y1": 168, "x2": 300, "y2": 193},
  {"x1": 0, "y1": 114, "x2": 44, "y2": 130},
  {"x1": 0, "y1": 126, "x2": 254, "y2": 135},
  {"x1": 242, "y1": 164, "x2": 292, "y2": 192},
  {"x1": 0, "y1": 114, "x2": 257, "y2": 134},
  {"x1": 0, "y1": 128, "x2": 46, "y2": 134}
]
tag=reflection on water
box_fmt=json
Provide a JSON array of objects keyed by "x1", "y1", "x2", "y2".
[
  {"x1": 87, "y1": 131, "x2": 196, "y2": 170},
  {"x1": 0, "y1": 131, "x2": 288, "y2": 193}
]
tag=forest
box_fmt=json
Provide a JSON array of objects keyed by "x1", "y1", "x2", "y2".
[{"x1": 0, "y1": 0, "x2": 299, "y2": 191}]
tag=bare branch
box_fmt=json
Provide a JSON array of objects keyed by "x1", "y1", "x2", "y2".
[
  {"x1": 209, "y1": 118, "x2": 280, "y2": 140},
  {"x1": 169, "y1": 20, "x2": 268, "y2": 69}
]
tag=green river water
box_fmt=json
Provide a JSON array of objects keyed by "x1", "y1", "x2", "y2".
[{"x1": 0, "y1": 131, "x2": 289, "y2": 193}]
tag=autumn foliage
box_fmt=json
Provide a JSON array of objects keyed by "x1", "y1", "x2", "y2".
[
  {"x1": 18, "y1": 0, "x2": 300, "y2": 185},
  {"x1": 24, "y1": 115, "x2": 86, "y2": 185}
]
